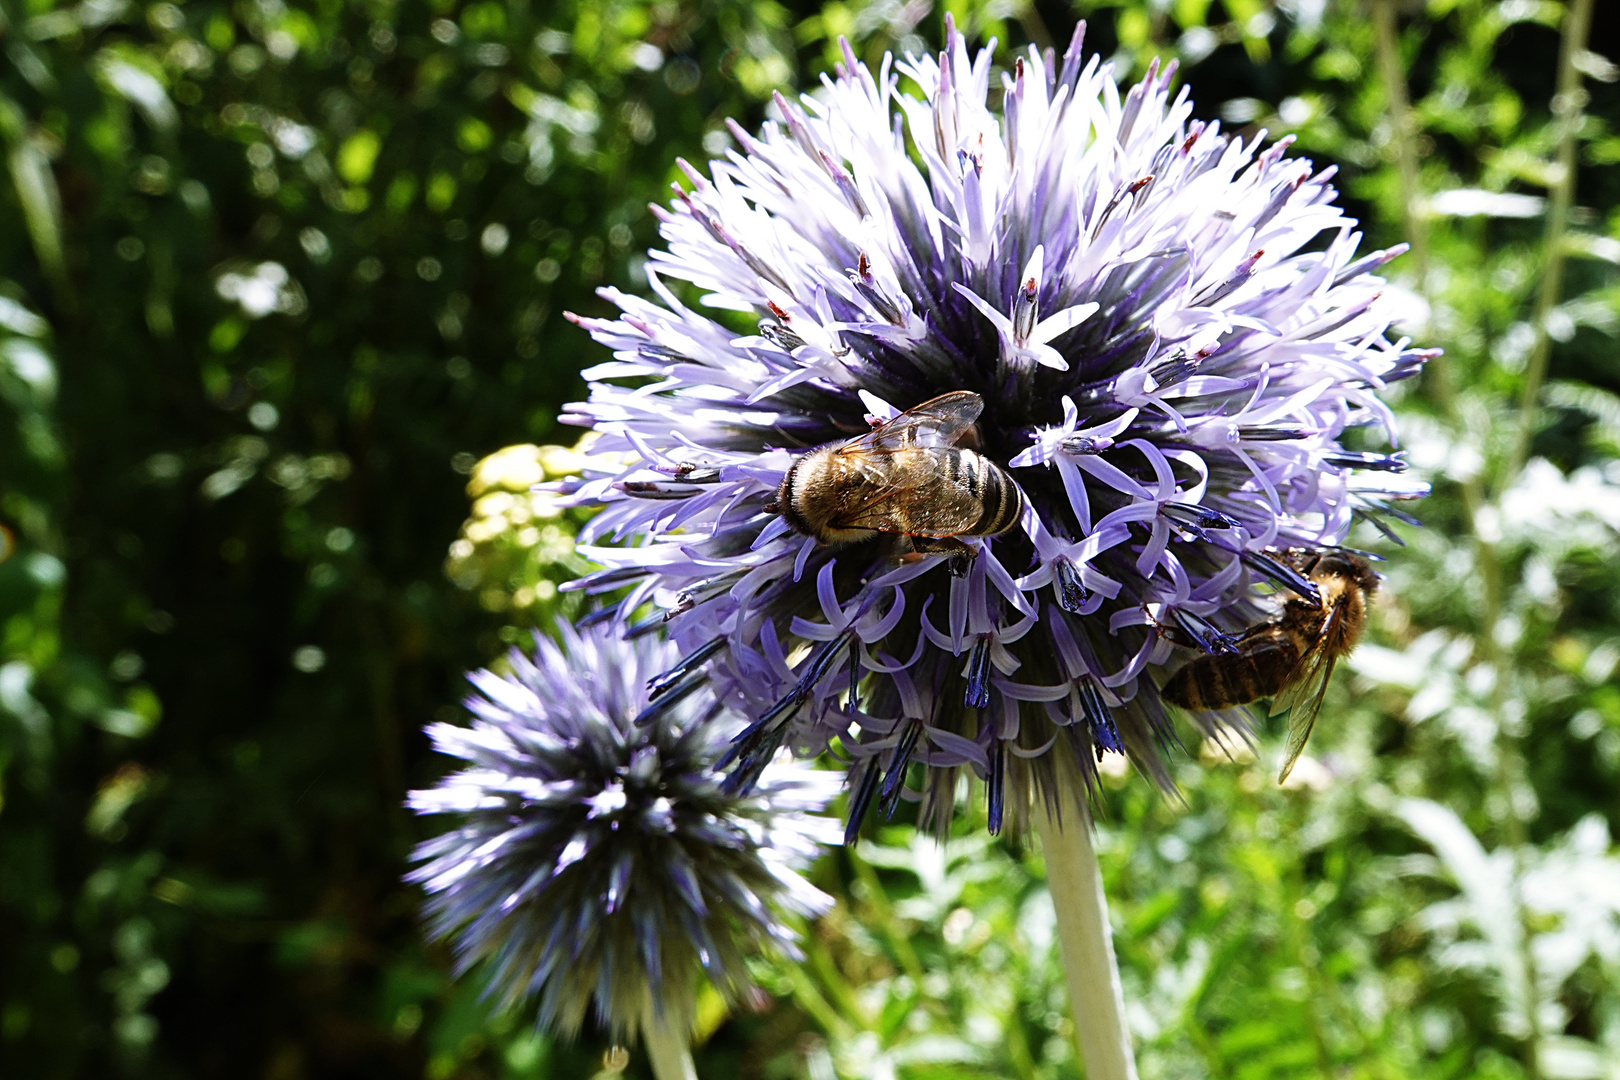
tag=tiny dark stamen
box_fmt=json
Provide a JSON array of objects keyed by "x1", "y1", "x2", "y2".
[
  {"x1": 964, "y1": 636, "x2": 993, "y2": 708},
  {"x1": 718, "y1": 720, "x2": 788, "y2": 796},
  {"x1": 1190, "y1": 249, "x2": 1263, "y2": 308},
  {"x1": 581, "y1": 566, "x2": 650, "y2": 590},
  {"x1": 1353, "y1": 508, "x2": 1410, "y2": 546},
  {"x1": 1241, "y1": 550, "x2": 1321, "y2": 606},
  {"x1": 986, "y1": 739, "x2": 1006, "y2": 835},
  {"x1": 1168, "y1": 608, "x2": 1238, "y2": 655},
  {"x1": 1077, "y1": 679, "x2": 1122, "y2": 757},
  {"x1": 1160, "y1": 502, "x2": 1241, "y2": 539},
  {"x1": 576, "y1": 601, "x2": 626, "y2": 630},
  {"x1": 844, "y1": 762, "x2": 882, "y2": 845},
  {"x1": 1358, "y1": 497, "x2": 1422, "y2": 527},
  {"x1": 1069, "y1": 374, "x2": 1120, "y2": 407},
  {"x1": 1382, "y1": 348, "x2": 1440, "y2": 384},
  {"x1": 626, "y1": 611, "x2": 667, "y2": 639},
  {"x1": 1323, "y1": 450, "x2": 1407, "y2": 473},
  {"x1": 723, "y1": 634, "x2": 852, "y2": 787},
  {"x1": 1238, "y1": 426, "x2": 1312, "y2": 442},
  {"x1": 632, "y1": 669, "x2": 707, "y2": 726},
  {"x1": 760, "y1": 321, "x2": 806, "y2": 351},
  {"x1": 1055, "y1": 558, "x2": 1089, "y2": 613},
  {"x1": 1013, "y1": 274, "x2": 1039, "y2": 341},
  {"x1": 647, "y1": 637, "x2": 725, "y2": 698},
  {"x1": 1332, "y1": 243, "x2": 1407, "y2": 287},
  {"x1": 847, "y1": 640, "x2": 862, "y2": 713},
  {"x1": 653, "y1": 463, "x2": 724, "y2": 483},
  {"x1": 1148, "y1": 346, "x2": 1208, "y2": 389},
  {"x1": 1060, "y1": 432, "x2": 1116, "y2": 454},
  {"x1": 1090, "y1": 175, "x2": 1154, "y2": 238},
  {"x1": 880, "y1": 721, "x2": 923, "y2": 819},
  {"x1": 619, "y1": 480, "x2": 705, "y2": 500}
]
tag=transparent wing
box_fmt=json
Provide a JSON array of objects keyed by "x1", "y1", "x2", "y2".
[
  {"x1": 1270, "y1": 606, "x2": 1343, "y2": 783},
  {"x1": 830, "y1": 457, "x2": 985, "y2": 536},
  {"x1": 841, "y1": 391, "x2": 983, "y2": 454}
]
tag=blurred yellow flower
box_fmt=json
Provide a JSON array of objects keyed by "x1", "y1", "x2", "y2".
[{"x1": 445, "y1": 434, "x2": 615, "y2": 635}]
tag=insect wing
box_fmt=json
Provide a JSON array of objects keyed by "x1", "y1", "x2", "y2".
[
  {"x1": 836, "y1": 493, "x2": 984, "y2": 536},
  {"x1": 829, "y1": 459, "x2": 985, "y2": 536},
  {"x1": 1270, "y1": 607, "x2": 1342, "y2": 783},
  {"x1": 842, "y1": 391, "x2": 983, "y2": 454}
]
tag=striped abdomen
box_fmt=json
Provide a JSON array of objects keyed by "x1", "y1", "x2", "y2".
[
  {"x1": 955, "y1": 449, "x2": 1023, "y2": 536},
  {"x1": 1161, "y1": 627, "x2": 1305, "y2": 710}
]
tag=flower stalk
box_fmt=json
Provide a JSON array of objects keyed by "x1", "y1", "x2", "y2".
[
  {"x1": 1035, "y1": 794, "x2": 1138, "y2": 1080},
  {"x1": 640, "y1": 1004, "x2": 699, "y2": 1080}
]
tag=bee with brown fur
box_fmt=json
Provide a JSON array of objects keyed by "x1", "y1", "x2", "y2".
[
  {"x1": 771, "y1": 391, "x2": 1024, "y2": 559},
  {"x1": 1161, "y1": 548, "x2": 1378, "y2": 781}
]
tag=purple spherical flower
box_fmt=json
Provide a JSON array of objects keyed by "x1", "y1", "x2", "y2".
[
  {"x1": 559, "y1": 23, "x2": 1431, "y2": 837},
  {"x1": 407, "y1": 622, "x2": 838, "y2": 1041}
]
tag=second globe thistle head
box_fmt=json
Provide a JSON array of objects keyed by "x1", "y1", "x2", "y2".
[
  {"x1": 561, "y1": 23, "x2": 1430, "y2": 836},
  {"x1": 408, "y1": 622, "x2": 838, "y2": 1042}
]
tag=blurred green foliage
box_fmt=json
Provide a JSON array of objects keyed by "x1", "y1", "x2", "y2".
[{"x1": 2, "y1": 0, "x2": 1620, "y2": 1077}]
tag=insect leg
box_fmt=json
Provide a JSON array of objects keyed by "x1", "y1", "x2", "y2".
[{"x1": 906, "y1": 535, "x2": 974, "y2": 576}]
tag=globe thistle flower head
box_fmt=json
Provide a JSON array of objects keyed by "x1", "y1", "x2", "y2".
[
  {"x1": 407, "y1": 622, "x2": 838, "y2": 1041},
  {"x1": 560, "y1": 23, "x2": 1431, "y2": 837}
]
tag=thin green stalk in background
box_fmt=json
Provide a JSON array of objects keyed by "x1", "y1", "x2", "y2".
[
  {"x1": 1372, "y1": 2, "x2": 1595, "y2": 1075},
  {"x1": 0, "y1": 93, "x2": 72, "y2": 310},
  {"x1": 806, "y1": 934, "x2": 869, "y2": 1027},
  {"x1": 786, "y1": 964, "x2": 855, "y2": 1046},
  {"x1": 1371, "y1": 0, "x2": 1502, "y2": 682},
  {"x1": 1510, "y1": 0, "x2": 1593, "y2": 482},
  {"x1": 850, "y1": 852, "x2": 926, "y2": 982},
  {"x1": 1496, "y1": 5, "x2": 1592, "y2": 1072},
  {"x1": 1370, "y1": 0, "x2": 1430, "y2": 286}
]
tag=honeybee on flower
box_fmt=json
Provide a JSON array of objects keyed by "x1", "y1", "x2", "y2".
[{"x1": 559, "y1": 21, "x2": 1430, "y2": 836}]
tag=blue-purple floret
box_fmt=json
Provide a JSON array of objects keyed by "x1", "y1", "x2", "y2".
[
  {"x1": 559, "y1": 22, "x2": 1431, "y2": 836},
  {"x1": 407, "y1": 623, "x2": 838, "y2": 1040}
]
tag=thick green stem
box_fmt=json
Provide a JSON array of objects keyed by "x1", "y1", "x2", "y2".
[
  {"x1": 1034, "y1": 794, "x2": 1138, "y2": 1080},
  {"x1": 640, "y1": 1004, "x2": 697, "y2": 1080}
]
